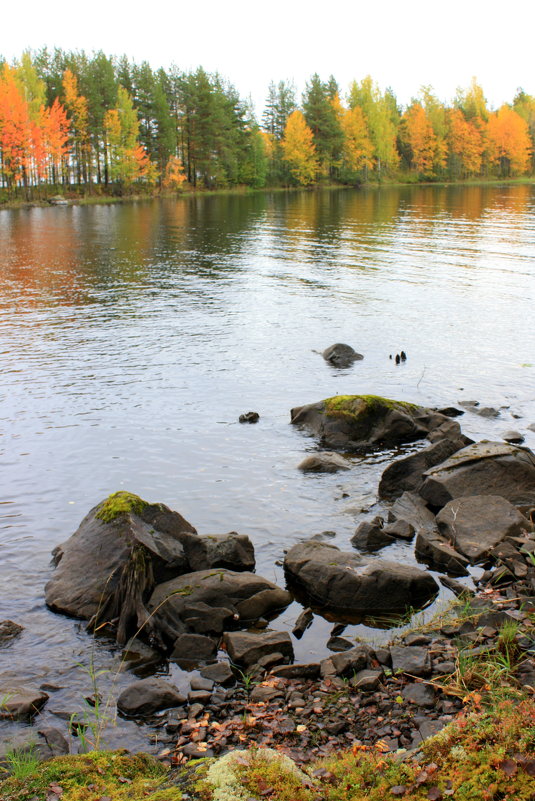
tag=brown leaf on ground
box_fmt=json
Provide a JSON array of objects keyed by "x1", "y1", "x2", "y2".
[{"x1": 498, "y1": 758, "x2": 518, "y2": 777}]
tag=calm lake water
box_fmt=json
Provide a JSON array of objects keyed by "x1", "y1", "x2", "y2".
[{"x1": 1, "y1": 184, "x2": 535, "y2": 751}]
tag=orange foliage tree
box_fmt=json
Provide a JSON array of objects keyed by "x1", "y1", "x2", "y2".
[
  {"x1": 401, "y1": 102, "x2": 446, "y2": 176},
  {"x1": 486, "y1": 105, "x2": 532, "y2": 176},
  {"x1": 0, "y1": 64, "x2": 32, "y2": 188},
  {"x1": 447, "y1": 108, "x2": 483, "y2": 176}
]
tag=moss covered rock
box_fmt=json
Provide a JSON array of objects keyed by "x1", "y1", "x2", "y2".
[{"x1": 291, "y1": 394, "x2": 454, "y2": 451}]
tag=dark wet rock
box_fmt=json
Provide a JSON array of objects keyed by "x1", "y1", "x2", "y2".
[
  {"x1": 298, "y1": 452, "x2": 350, "y2": 473},
  {"x1": 0, "y1": 620, "x2": 23, "y2": 646},
  {"x1": 290, "y1": 395, "x2": 452, "y2": 452},
  {"x1": 180, "y1": 531, "x2": 255, "y2": 572},
  {"x1": 120, "y1": 637, "x2": 164, "y2": 675},
  {"x1": 379, "y1": 438, "x2": 467, "y2": 499},
  {"x1": 117, "y1": 677, "x2": 185, "y2": 717},
  {"x1": 326, "y1": 644, "x2": 376, "y2": 677},
  {"x1": 284, "y1": 540, "x2": 439, "y2": 617},
  {"x1": 389, "y1": 645, "x2": 432, "y2": 677},
  {"x1": 199, "y1": 662, "x2": 236, "y2": 686},
  {"x1": 327, "y1": 636, "x2": 354, "y2": 652},
  {"x1": 0, "y1": 687, "x2": 49, "y2": 720},
  {"x1": 375, "y1": 647, "x2": 392, "y2": 666},
  {"x1": 403, "y1": 632, "x2": 431, "y2": 646},
  {"x1": 256, "y1": 651, "x2": 287, "y2": 670},
  {"x1": 402, "y1": 683, "x2": 435, "y2": 707},
  {"x1": 36, "y1": 727, "x2": 70, "y2": 760},
  {"x1": 436, "y1": 495, "x2": 532, "y2": 564},
  {"x1": 433, "y1": 661, "x2": 456, "y2": 675},
  {"x1": 190, "y1": 676, "x2": 214, "y2": 692},
  {"x1": 391, "y1": 491, "x2": 436, "y2": 532},
  {"x1": 223, "y1": 630, "x2": 294, "y2": 668},
  {"x1": 182, "y1": 742, "x2": 215, "y2": 758},
  {"x1": 439, "y1": 575, "x2": 474, "y2": 597},
  {"x1": 415, "y1": 529, "x2": 470, "y2": 576},
  {"x1": 188, "y1": 689, "x2": 212, "y2": 704},
  {"x1": 45, "y1": 492, "x2": 197, "y2": 644},
  {"x1": 420, "y1": 441, "x2": 535, "y2": 508},
  {"x1": 350, "y1": 669, "x2": 383, "y2": 691},
  {"x1": 427, "y1": 418, "x2": 472, "y2": 445},
  {"x1": 170, "y1": 633, "x2": 218, "y2": 664},
  {"x1": 270, "y1": 663, "x2": 321, "y2": 679},
  {"x1": 179, "y1": 601, "x2": 235, "y2": 636},
  {"x1": 239, "y1": 411, "x2": 259, "y2": 423},
  {"x1": 322, "y1": 343, "x2": 363, "y2": 368},
  {"x1": 383, "y1": 519, "x2": 415, "y2": 541},
  {"x1": 292, "y1": 608, "x2": 314, "y2": 639},
  {"x1": 351, "y1": 516, "x2": 395, "y2": 551},
  {"x1": 502, "y1": 430, "x2": 525, "y2": 444},
  {"x1": 147, "y1": 569, "x2": 291, "y2": 648},
  {"x1": 437, "y1": 407, "x2": 464, "y2": 417}
]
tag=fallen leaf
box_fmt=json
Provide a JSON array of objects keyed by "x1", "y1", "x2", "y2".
[
  {"x1": 48, "y1": 785, "x2": 63, "y2": 796},
  {"x1": 522, "y1": 759, "x2": 535, "y2": 776},
  {"x1": 427, "y1": 788, "x2": 442, "y2": 800},
  {"x1": 498, "y1": 758, "x2": 517, "y2": 777},
  {"x1": 117, "y1": 776, "x2": 132, "y2": 784},
  {"x1": 296, "y1": 724, "x2": 307, "y2": 733},
  {"x1": 390, "y1": 786, "x2": 407, "y2": 796}
]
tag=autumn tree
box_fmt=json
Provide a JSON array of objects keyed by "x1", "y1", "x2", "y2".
[
  {"x1": 348, "y1": 76, "x2": 399, "y2": 176},
  {"x1": 486, "y1": 105, "x2": 532, "y2": 176},
  {"x1": 105, "y1": 86, "x2": 156, "y2": 187},
  {"x1": 302, "y1": 74, "x2": 343, "y2": 177},
  {"x1": 447, "y1": 108, "x2": 483, "y2": 176},
  {"x1": 400, "y1": 102, "x2": 446, "y2": 177},
  {"x1": 0, "y1": 64, "x2": 31, "y2": 189},
  {"x1": 63, "y1": 68, "x2": 89, "y2": 183},
  {"x1": 281, "y1": 110, "x2": 318, "y2": 185},
  {"x1": 513, "y1": 89, "x2": 535, "y2": 171},
  {"x1": 339, "y1": 105, "x2": 374, "y2": 178}
]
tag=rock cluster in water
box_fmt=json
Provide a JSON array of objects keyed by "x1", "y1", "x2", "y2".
[{"x1": 6, "y1": 391, "x2": 535, "y2": 765}]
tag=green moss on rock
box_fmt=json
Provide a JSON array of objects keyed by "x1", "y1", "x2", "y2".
[
  {"x1": 95, "y1": 491, "x2": 148, "y2": 524},
  {"x1": 323, "y1": 394, "x2": 418, "y2": 420}
]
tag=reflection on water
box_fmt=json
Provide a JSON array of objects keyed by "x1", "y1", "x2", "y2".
[{"x1": 1, "y1": 184, "x2": 535, "y2": 750}]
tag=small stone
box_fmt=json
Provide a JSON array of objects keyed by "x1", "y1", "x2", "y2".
[
  {"x1": 327, "y1": 636, "x2": 354, "y2": 652},
  {"x1": 188, "y1": 703, "x2": 204, "y2": 719},
  {"x1": 249, "y1": 685, "x2": 283, "y2": 703},
  {"x1": 390, "y1": 646, "x2": 432, "y2": 677},
  {"x1": 239, "y1": 412, "x2": 259, "y2": 423},
  {"x1": 117, "y1": 678, "x2": 185, "y2": 717},
  {"x1": 199, "y1": 662, "x2": 235, "y2": 686},
  {"x1": 502, "y1": 430, "x2": 525, "y2": 444},
  {"x1": 187, "y1": 690, "x2": 212, "y2": 704},
  {"x1": 298, "y1": 452, "x2": 350, "y2": 473},
  {"x1": 181, "y1": 743, "x2": 214, "y2": 758},
  {"x1": 0, "y1": 620, "x2": 24, "y2": 646},
  {"x1": 190, "y1": 676, "x2": 214, "y2": 692},
  {"x1": 292, "y1": 608, "x2": 314, "y2": 639},
  {"x1": 270, "y1": 663, "x2": 321, "y2": 680},
  {"x1": 170, "y1": 633, "x2": 218, "y2": 665},
  {"x1": 403, "y1": 632, "x2": 431, "y2": 646},
  {"x1": 402, "y1": 683, "x2": 435, "y2": 707},
  {"x1": 433, "y1": 661, "x2": 455, "y2": 675},
  {"x1": 383, "y1": 520, "x2": 415, "y2": 541},
  {"x1": 0, "y1": 688, "x2": 49, "y2": 721},
  {"x1": 350, "y1": 669, "x2": 383, "y2": 691}
]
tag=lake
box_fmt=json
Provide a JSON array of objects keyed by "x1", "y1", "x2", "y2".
[{"x1": 1, "y1": 183, "x2": 535, "y2": 751}]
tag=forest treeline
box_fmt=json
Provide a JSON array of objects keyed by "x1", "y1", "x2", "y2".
[{"x1": 0, "y1": 48, "x2": 534, "y2": 198}]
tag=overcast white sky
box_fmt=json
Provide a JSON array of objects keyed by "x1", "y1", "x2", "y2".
[{"x1": 2, "y1": 0, "x2": 534, "y2": 114}]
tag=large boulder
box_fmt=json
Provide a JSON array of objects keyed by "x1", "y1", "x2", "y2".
[
  {"x1": 290, "y1": 395, "x2": 452, "y2": 451},
  {"x1": 284, "y1": 541, "x2": 438, "y2": 619},
  {"x1": 378, "y1": 437, "x2": 468, "y2": 499},
  {"x1": 147, "y1": 570, "x2": 292, "y2": 649},
  {"x1": 45, "y1": 492, "x2": 197, "y2": 644},
  {"x1": 435, "y1": 495, "x2": 532, "y2": 564},
  {"x1": 419, "y1": 442, "x2": 535, "y2": 508},
  {"x1": 322, "y1": 343, "x2": 363, "y2": 368}
]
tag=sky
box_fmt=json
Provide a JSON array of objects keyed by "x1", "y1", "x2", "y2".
[{"x1": 2, "y1": 0, "x2": 534, "y2": 115}]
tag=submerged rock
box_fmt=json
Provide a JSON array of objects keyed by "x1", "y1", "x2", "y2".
[
  {"x1": 284, "y1": 540, "x2": 438, "y2": 618},
  {"x1": 0, "y1": 620, "x2": 23, "y2": 646},
  {"x1": 419, "y1": 441, "x2": 535, "y2": 508},
  {"x1": 298, "y1": 452, "x2": 350, "y2": 473},
  {"x1": 291, "y1": 394, "x2": 451, "y2": 451},
  {"x1": 322, "y1": 343, "x2": 363, "y2": 368},
  {"x1": 0, "y1": 687, "x2": 49, "y2": 721}
]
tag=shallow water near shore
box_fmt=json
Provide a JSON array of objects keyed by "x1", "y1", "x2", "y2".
[{"x1": 1, "y1": 184, "x2": 535, "y2": 752}]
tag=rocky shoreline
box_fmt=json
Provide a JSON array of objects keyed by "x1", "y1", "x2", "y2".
[{"x1": 1, "y1": 392, "x2": 535, "y2": 771}]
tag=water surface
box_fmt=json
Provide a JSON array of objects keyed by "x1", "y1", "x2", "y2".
[{"x1": 1, "y1": 184, "x2": 535, "y2": 750}]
